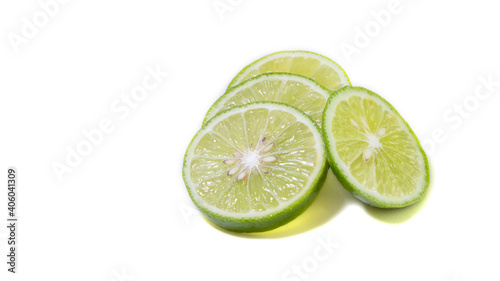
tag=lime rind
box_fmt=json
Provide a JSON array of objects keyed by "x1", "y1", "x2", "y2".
[
  {"x1": 227, "y1": 50, "x2": 351, "y2": 91},
  {"x1": 183, "y1": 102, "x2": 328, "y2": 232},
  {"x1": 322, "y1": 86, "x2": 430, "y2": 208},
  {"x1": 204, "y1": 72, "x2": 333, "y2": 125}
]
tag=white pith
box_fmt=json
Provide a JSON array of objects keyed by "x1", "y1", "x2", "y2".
[
  {"x1": 324, "y1": 88, "x2": 427, "y2": 205},
  {"x1": 349, "y1": 116, "x2": 385, "y2": 162},
  {"x1": 362, "y1": 133, "x2": 382, "y2": 162},
  {"x1": 223, "y1": 137, "x2": 278, "y2": 181},
  {"x1": 231, "y1": 51, "x2": 350, "y2": 88},
  {"x1": 185, "y1": 103, "x2": 325, "y2": 219}
]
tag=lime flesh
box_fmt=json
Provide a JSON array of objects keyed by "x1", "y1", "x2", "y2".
[
  {"x1": 228, "y1": 51, "x2": 350, "y2": 92},
  {"x1": 322, "y1": 86, "x2": 429, "y2": 208},
  {"x1": 205, "y1": 73, "x2": 332, "y2": 126},
  {"x1": 183, "y1": 102, "x2": 327, "y2": 232}
]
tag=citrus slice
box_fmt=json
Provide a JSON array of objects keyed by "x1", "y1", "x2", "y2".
[
  {"x1": 204, "y1": 73, "x2": 332, "y2": 126},
  {"x1": 228, "y1": 51, "x2": 350, "y2": 92},
  {"x1": 322, "y1": 86, "x2": 430, "y2": 208},
  {"x1": 183, "y1": 102, "x2": 327, "y2": 232}
]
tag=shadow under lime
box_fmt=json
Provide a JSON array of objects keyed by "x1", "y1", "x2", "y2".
[
  {"x1": 206, "y1": 169, "x2": 354, "y2": 239},
  {"x1": 207, "y1": 162, "x2": 434, "y2": 237}
]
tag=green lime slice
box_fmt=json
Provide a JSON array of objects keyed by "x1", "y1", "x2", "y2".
[
  {"x1": 183, "y1": 102, "x2": 327, "y2": 232},
  {"x1": 205, "y1": 73, "x2": 332, "y2": 126},
  {"x1": 228, "y1": 50, "x2": 350, "y2": 92},
  {"x1": 322, "y1": 86, "x2": 430, "y2": 208}
]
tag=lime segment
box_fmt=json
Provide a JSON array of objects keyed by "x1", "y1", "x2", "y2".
[
  {"x1": 183, "y1": 102, "x2": 327, "y2": 232},
  {"x1": 228, "y1": 51, "x2": 350, "y2": 92},
  {"x1": 205, "y1": 73, "x2": 332, "y2": 126},
  {"x1": 322, "y1": 86, "x2": 429, "y2": 208}
]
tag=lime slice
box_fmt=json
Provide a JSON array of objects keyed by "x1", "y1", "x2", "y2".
[
  {"x1": 322, "y1": 86, "x2": 430, "y2": 208},
  {"x1": 183, "y1": 102, "x2": 327, "y2": 232},
  {"x1": 204, "y1": 73, "x2": 332, "y2": 126},
  {"x1": 228, "y1": 51, "x2": 350, "y2": 92}
]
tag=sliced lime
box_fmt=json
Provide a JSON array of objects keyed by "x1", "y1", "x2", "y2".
[
  {"x1": 205, "y1": 73, "x2": 332, "y2": 126},
  {"x1": 183, "y1": 102, "x2": 327, "y2": 232},
  {"x1": 228, "y1": 50, "x2": 350, "y2": 92},
  {"x1": 322, "y1": 86, "x2": 430, "y2": 208}
]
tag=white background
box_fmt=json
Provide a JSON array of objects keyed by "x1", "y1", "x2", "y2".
[{"x1": 1, "y1": 0, "x2": 499, "y2": 280}]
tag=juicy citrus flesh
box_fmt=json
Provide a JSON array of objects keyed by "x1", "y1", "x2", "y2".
[
  {"x1": 184, "y1": 102, "x2": 327, "y2": 231},
  {"x1": 228, "y1": 51, "x2": 350, "y2": 92},
  {"x1": 205, "y1": 73, "x2": 332, "y2": 126},
  {"x1": 323, "y1": 86, "x2": 429, "y2": 207}
]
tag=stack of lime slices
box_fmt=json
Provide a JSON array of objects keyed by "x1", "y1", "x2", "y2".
[{"x1": 183, "y1": 51, "x2": 429, "y2": 233}]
